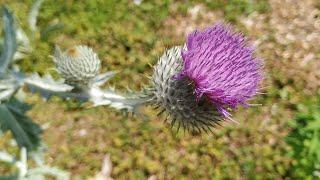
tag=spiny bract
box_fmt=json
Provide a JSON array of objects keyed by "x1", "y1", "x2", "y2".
[
  {"x1": 151, "y1": 46, "x2": 223, "y2": 133},
  {"x1": 53, "y1": 45, "x2": 101, "y2": 86}
]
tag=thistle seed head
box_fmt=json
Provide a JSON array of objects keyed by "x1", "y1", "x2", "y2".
[
  {"x1": 53, "y1": 45, "x2": 101, "y2": 86},
  {"x1": 151, "y1": 46, "x2": 223, "y2": 132}
]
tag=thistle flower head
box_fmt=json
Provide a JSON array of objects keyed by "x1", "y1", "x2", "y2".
[
  {"x1": 53, "y1": 45, "x2": 101, "y2": 86},
  {"x1": 177, "y1": 23, "x2": 262, "y2": 117},
  {"x1": 150, "y1": 23, "x2": 262, "y2": 132}
]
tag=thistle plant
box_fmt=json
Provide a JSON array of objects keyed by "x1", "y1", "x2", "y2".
[{"x1": 0, "y1": 1, "x2": 263, "y2": 178}]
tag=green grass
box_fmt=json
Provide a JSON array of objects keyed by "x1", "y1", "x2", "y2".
[
  {"x1": 1, "y1": 0, "x2": 317, "y2": 179},
  {"x1": 285, "y1": 93, "x2": 320, "y2": 178}
]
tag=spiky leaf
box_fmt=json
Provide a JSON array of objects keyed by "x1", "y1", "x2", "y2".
[
  {"x1": 0, "y1": 7, "x2": 17, "y2": 74},
  {"x1": 0, "y1": 75, "x2": 20, "y2": 102},
  {"x1": 25, "y1": 73, "x2": 73, "y2": 100},
  {"x1": 27, "y1": 166, "x2": 70, "y2": 180},
  {"x1": 0, "y1": 98, "x2": 42, "y2": 151},
  {"x1": 28, "y1": 0, "x2": 44, "y2": 32},
  {"x1": 91, "y1": 71, "x2": 117, "y2": 87},
  {"x1": 13, "y1": 27, "x2": 32, "y2": 61}
]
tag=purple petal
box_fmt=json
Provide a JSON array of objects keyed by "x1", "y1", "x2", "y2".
[{"x1": 178, "y1": 23, "x2": 263, "y2": 117}]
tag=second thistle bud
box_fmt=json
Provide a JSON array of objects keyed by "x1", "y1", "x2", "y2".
[{"x1": 53, "y1": 45, "x2": 101, "y2": 86}]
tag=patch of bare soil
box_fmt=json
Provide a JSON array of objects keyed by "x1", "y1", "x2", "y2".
[{"x1": 162, "y1": 4, "x2": 224, "y2": 42}]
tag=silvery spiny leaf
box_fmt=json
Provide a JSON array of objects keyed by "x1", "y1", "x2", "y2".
[
  {"x1": 0, "y1": 75, "x2": 18, "y2": 102},
  {"x1": 0, "y1": 150, "x2": 14, "y2": 164},
  {"x1": 91, "y1": 71, "x2": 117, "y2": 87},
  {"x1": 0, "y1": 67, "x2": 24, "y2": 102},
  {"x1": 12, "y1": 0, "x2": 45, "y2": 61},
  {"x1": 150, "y1": 46, "x2": 223, "y2": 133},
  {"x1": 89, "y1": 87, "x2": 148, "y2": 112},
  {"x1": 0, "y1": 148, "x2": 70, "y2": 180},
  {"x1": 26, "y1": 166, "x2": 70, "y2": 180},
  {"x1": 0, "y1": 6, "x2": 17, "y2": 74},
  {"x1": 28, "y1": 0, "x2": 44, "y2": 33},
  {"x1": 53, "y1": 45, "x2": 101, "y2": 87},
  {"x1": 13, "y1": 27, "x2": 32, "y2": 61},
  {"x1": 0, "y1": 98, "x2": 42, "y2": 151},
  {"x1": 24, "y1": 73, "x2": 74, "y2": 100}
]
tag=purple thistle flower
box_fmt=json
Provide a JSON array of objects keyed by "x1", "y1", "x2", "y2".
[
  {"x1": 177, "y1": 23, "x2": 262, "y2": 118},
  {"x1": 150, "y1": 23, "x2": 262, "y2": 132}
]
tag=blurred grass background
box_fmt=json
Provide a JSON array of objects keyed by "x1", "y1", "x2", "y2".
[{"x1": 0, "y1": 0, "x2": 320, "y2": 179}]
